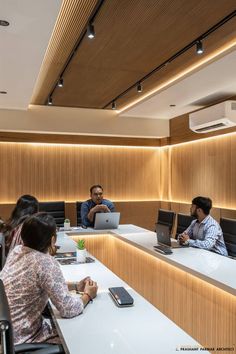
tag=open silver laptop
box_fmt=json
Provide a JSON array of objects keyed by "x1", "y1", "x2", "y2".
[
  {"x1": 94, "y1": 212, "x2": 120, "y2": 230},
  {"x1": 156, "y1": 224, "x2": 182, "y2": 248}
]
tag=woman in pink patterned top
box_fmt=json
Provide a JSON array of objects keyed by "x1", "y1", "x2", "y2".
[{"x1": 0, "y1": 213, "x2": 98, "y2": 345}]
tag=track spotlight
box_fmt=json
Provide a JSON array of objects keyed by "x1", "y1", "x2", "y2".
[
  {"x1": 111, "y1": 101, "x2": 116, "y2": 110},
  {"x1": 58, "y1": 78, "x2": 64, "y2": 88},
  {"x1": 196, "y1": 40, "x2": 204, "y2": 54},
  {"x1": 48, "y1": 96, "x2": 52, "y2": 105},
  {"x1": 137, "y1": 82, "x2": 143, "y2": 93},
  {"x1": 87, "y1": 23, "x2": 95, "y2": 39}
]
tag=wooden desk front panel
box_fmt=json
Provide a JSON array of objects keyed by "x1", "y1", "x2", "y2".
[{"x1": 73, "y1": 234, "x2": 236, "y2": 354}]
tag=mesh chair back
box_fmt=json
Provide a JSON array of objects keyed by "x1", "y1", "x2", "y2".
[
  {"x1": 220, "y1": 217, "x2": 236, "y2": 257},
  {"x1": 0, "y1": 279, "x2": 14, "y2": 354},
  {"x1": 176, "y1": 213, "x2": 195, "y2": 236},
  {"x1": 156, "y1": 209, "x2": 176, "y2": 233},
  {"x1": 39, "y1": 202, "x2": 65, "y2": 227},
  {"x1": 76, "y1": 202, "x2": 82, "y2": 226}
]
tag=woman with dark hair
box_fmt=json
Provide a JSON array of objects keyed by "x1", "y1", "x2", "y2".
[
  {"x1": 3, "y1": 194, "x2": 39, "y2": 254},
  {"x1": 0, "y1": 212, "x2": 98, "y2": 345}
]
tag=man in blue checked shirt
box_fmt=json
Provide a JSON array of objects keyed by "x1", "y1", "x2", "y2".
[
  {"x1": 179, "y1": 196, "x2": 228, "y2": 256},
  {"x1": 81, "y1": 185, "x2": 115, "y2": 227}
]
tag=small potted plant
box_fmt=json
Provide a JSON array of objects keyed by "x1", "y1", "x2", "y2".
[
  {"x1": 76, "y1": 239, "x2": 87, "y2": 263},
  {"x1": 64, "y1": 218, "x2": 70, "y2": 230}
]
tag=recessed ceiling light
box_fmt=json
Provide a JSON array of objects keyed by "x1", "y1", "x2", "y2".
[
  {"x1": 170, "y1": 104, "x2": 176, "y2": 107},
  {"x1": 0, "y1": 91, "x2": 7, "y2": 94},
  {"x1": 0, "y1": 20, "x2": 9, "y2": 26}
]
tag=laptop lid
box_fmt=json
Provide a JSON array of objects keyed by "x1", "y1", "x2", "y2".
[
  {"x1": 156, "y1": 224, "x2": 171, "y2": 246},
  {"x1": 94, "y1": 212, "x2": 120, "y2": 230}
]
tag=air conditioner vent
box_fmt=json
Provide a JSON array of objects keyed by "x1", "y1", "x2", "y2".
[{"x1": 195, "y1": 122, "x2": 227, "y2": 133}]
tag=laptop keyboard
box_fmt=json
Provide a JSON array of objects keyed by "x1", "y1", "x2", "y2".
[{"x1": 153, "y1": 244, "x2": 173, "y2": 254}]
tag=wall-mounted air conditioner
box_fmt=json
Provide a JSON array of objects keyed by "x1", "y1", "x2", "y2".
[{"x1": 189, "y1": 100, "x2": 236, "y2": 133}]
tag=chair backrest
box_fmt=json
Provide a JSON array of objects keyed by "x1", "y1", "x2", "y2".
[
  {"x1": 39, "y1": 202, "x2": 65, "y2": 227},
  {"x1": 0, "y1": 233, "x2": 5, "y2": 271},
  {"x1": 76, "y1": 202, "x2": 82, "y2": 226},
  {"x1": 176, "y1": 213, "x2": 195, "y2": 236},
  {"x1": 0, "y1": 280, "x2": 14, "y2": 354},
  {"x1": 156, "y1": 209, "x2": 176, "y2": 233},
  {"x1": 220, "y1": 217, "x2": 236, "y2": 257}
]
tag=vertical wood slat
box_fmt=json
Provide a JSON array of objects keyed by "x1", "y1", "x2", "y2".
[
  {"x1": 168, "y1": 134, "x2": 236, "y2": 208},
  {"x1": 0, "y1": 143, "x2": 160, "y2": 203}
]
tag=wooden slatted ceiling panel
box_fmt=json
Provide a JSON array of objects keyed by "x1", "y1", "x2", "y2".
[
  {"x1": 0, "y1": 143, "x2": 160, "y2": 203},
  {"x1": 118, "y1": 18, "x2": 236, "y2": 109},
  {"x1": 51, "y1": 0, "x2": 236, "y2": 108},
  {"x1": 31, "y1": 0, "x2": 98, "y2": 105}
]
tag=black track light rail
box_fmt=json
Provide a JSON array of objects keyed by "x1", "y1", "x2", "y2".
[
  {"x1": 103, "y1": 9, "x2": 236, "y2": 109},
  {"x1": 46, "y1": 0, "x2": 105, "y2": 105}
]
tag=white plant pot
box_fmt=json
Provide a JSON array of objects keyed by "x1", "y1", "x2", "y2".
[
  {"x1": 76, "y1": 249, "x2": 87, "y2": 263},
  {"x1": 64, "y1": 221, "x2": 70, "y2": 230}
]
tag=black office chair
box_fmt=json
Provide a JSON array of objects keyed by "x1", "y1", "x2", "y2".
[
  {"x1": 39, "y1": 202, "x2": 65, "y2": 227},
  {"x1": 220, "y1": 217, "x2": 236, "y2": 258},
  {"x1": 156, "y1": 209, "x2": 176, "y2": 233},
  {"x1": 76, "y1": 202, "x2": 82, "y2": 227},
  {"x1": 0, "y1": 233, "x2": 5, "y2": 271},
  {"x1": 0, "y1": 280, "x2": 64, "y2": 354},
  {"x1": 176, "y1": 213, "x2": 195, "y2": 238}
]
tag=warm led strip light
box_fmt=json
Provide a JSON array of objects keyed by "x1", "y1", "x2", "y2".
[{"x1": 120, "y1": 40, "x2": 236, "y2": 113}]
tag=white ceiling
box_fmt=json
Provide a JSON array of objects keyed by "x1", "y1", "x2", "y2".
[
  {"x1": 121, "y1": 49, "x2": 236, "y2": 120},
  {"x1": 0, "y1": 0, "x2": 62, "y2": 110}
]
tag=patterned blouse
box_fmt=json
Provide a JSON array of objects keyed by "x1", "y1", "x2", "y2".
[{"x1": 0, "y1": 245, "x2": 84, "y2": 345}]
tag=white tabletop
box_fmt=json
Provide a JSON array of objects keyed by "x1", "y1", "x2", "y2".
[
  {"x1": 57, "y1": 224, "x2": 236, "y2": 295},
  {"x1": 51, "y1": 252, "x2": 208, "y2": 354}
]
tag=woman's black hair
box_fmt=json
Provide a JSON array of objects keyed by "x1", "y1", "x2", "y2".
[
  {"x1": 4, "y1": 195, "x2": 39, "y2": 249},
  {"x1": 21, "y1": 212, "x2": 56, "y2": 253}
]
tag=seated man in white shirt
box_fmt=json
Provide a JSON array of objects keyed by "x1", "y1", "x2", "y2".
[{"x1": 179, "y1": 196, "x2": 228, "y2": 256}]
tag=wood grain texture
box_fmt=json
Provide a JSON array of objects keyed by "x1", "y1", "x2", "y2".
[
  {"x1": 169, "y1": 134, "x2": 236, "y2": 209},
  {"x1": 0, "y1": 131, "x2": 161, "y2": 147},
  {"x1": 73, "y1": 233, "x2": 236, "y2": 353},
  {"x1": 0, "y1": 143, "x2": 160, "y2": 203},
  {"x1": 31, "y1": 0, "x2": 98, "y2": 105},
  {"x1": 50, "y1": 0, "x2": 236, "y2": 109}
]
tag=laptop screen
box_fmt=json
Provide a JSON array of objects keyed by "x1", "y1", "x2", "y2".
[
  {"x1": 156, "y1": 224, "x2": 171, "y2": 246},
  {"x1": 94, "y1": 212, "x2": 120, "y2": 230}
]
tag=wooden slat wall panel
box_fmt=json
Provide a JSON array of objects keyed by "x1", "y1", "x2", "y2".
[
  {"x1": 0, "y1": 143, "x2": 160, "y2": 203},
  {"x1": 169, "y1": 134, "x2": 236, "y2": 209}
]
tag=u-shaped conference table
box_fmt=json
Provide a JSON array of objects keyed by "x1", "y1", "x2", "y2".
[{"x1": 54, "y1": 224, "x2": 236, "y2": 354}]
